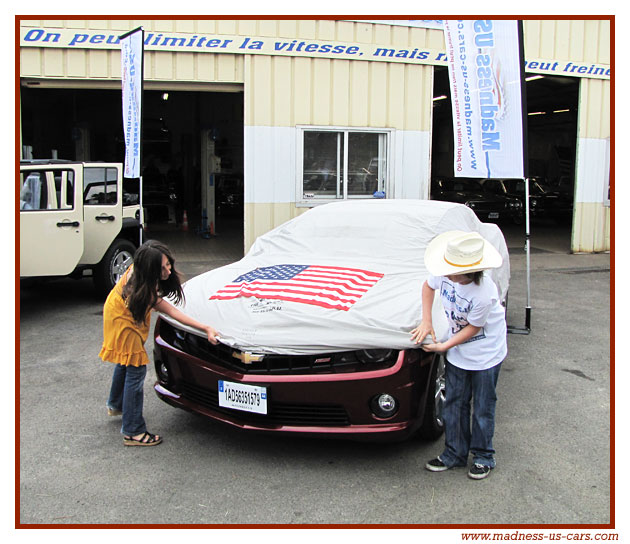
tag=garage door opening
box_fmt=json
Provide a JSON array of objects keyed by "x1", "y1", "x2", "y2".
[
  {"x1": 20, "y1": 86, "x2": 244, "y2": 241},
  {"x1": 430, "y1": 66, "x2": 579, "y2": 252}
]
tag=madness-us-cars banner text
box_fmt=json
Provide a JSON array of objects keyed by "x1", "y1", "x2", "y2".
[
  {"x1": 121, "y1": 28, "x2": 143, "y2": 179},
  {"x1": 443, "y1": 20, "x2": 525, "y2": 179}
]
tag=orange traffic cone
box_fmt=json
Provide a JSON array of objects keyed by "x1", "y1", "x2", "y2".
[{"x1": 181, "y1": 210, "x2": 189, "y2": 232}]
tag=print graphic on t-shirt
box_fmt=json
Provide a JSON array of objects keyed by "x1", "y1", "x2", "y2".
[{"x1": 440, "y1": 280, "x2": 487, "y2": 343}]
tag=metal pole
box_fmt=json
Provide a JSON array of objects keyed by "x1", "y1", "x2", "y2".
[
  {"x1": 508, "y1": 176, "x2": 532, "y2": 334},
  {"x1": 507, "y1": 21, "x2": 531, "y2": 335},
  {"x1": 524, "y1": 176, "x2": 532, "y2": 328},
  {"x1": 139, "y1": 175, "x2": 144, "y2": 246}
]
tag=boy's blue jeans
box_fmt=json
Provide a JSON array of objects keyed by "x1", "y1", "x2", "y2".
[
  {"x1": 107, "y1": 363, "x2": 148, "y2": 437},
  {"x1": 439, "y1": 359, "x2": 502, "y2": 469}
]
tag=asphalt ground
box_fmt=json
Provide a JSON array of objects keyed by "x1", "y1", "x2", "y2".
[{"x1": 15, "y1": 219, "x2": 616, "y2": 537}]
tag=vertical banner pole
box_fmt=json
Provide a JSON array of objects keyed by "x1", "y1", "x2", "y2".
[
  {"x1": 120, "y1": 27, "x2": 144, "y2": 247},
  {"x1": 519, "y1": 19, "x2": 532, "y2": 333}
]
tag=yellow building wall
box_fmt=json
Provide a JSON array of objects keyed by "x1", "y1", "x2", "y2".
[
  {"x1": 572, "y1": 77, "x2": 611, "y2": 253},
  {"x1": 243, "y1": 53, "x2": 435, "y2": 249},
  {"x1": 20, "y1": 20, "x2": 245, "y2": 87},
  {"x1": 240, "y1": 22, "x2": 440, "y2": 249}
]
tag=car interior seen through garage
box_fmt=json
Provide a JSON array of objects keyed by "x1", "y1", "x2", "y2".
[{"x1": 430, "y1": 66, "x2": 579, "y2": 245}]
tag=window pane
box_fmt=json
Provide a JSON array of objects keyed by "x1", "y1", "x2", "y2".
[
  {"x1": 347, "y1": 133, "x2": 383, "y2": 196},
  {"x1": 54, "y1": 171, "x2": 75, "y2": 209},
  {"x1": 303, "y1": 131, "x2": 341, "y2": 198},
  {"x1": 20, "y1": 170, "x2": 74, "y2": 211},
  {"x1": 20, "y1": 172, "x2": 46, "y2": 210},
  {"x1": 84, "y1": 166, "x2": 118, "y2": 205}
]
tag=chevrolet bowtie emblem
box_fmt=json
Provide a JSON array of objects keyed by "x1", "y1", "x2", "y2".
[{"x1": 232, "y1": 351, "x2": 265, "y2": 364}]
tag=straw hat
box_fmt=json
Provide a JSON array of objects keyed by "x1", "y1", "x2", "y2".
[{"x1": 424, "y1": 230, "x2": 503, "y2": 276}]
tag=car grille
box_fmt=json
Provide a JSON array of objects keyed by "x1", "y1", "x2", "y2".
[
  {"x1": 158, "y1": 319, "x2": 398, "y2": 375},
  {"x1": 181, "y1": 380, "x2": 350, "y2": 426},
  {"x1": 469, "y1": 200, "x2": 511, "y2": 213}
]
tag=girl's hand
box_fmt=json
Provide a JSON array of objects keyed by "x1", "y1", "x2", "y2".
[
  {"x1": 420, "y1": 342, "x2": 447, "y2": 353},
  {"x1": 410, "y1": 321, "x2": 436, "y2": 345},
  {"x1": 205, "y1": 325, "x2": 220, "y2": 345}
]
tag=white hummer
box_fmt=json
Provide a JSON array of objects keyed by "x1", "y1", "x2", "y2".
[{"x1": 19, "y1": 160, "x2": 142, "y2": 295}]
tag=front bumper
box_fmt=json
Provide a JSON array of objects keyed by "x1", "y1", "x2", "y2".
[{"x1": 153, "y1": 324, "x2": 434, "y2": 442}]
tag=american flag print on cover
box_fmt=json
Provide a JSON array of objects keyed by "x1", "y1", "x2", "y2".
[{"x1": 209, "y1": 264, "x2": 384, "y2": 311}]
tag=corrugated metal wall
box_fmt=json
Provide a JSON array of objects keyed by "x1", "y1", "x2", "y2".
[
  {"x1": 241, "y1": 21, "x2": 439, "y2": 249},
  {"x1": 20, "y1": 22, "x2": 245, "y2": 86},
  {"x1": 244, "y1": 54, "x2": 434, "y2": 130},
  {"x1": 573, "y1": 76, "x2": 611, "y2": 252},
  {"x1": 242, "y1": 52, "x2": 435, "y2": 247}
]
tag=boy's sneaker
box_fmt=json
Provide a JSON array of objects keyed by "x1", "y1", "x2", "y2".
[
  {"x1": 425, "y1": 457, "x2": 450, "y2": 472},
  {"x1": 468, "y1": 463, "x2": 493, "y2": 480}
]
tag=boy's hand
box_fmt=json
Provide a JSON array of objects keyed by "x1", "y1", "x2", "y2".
[
  {"x1": 410, "y1": 321, "x2": 436, "y2": 345},
  {"x1": 420, "y1": 342, "x2": 447, "y2": 353}
]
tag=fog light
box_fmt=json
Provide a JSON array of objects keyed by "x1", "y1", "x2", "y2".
[
  {"x1": 157, "y1": 361, "x2": 170, "y2": 382},
  {"x1": 370, "y1": 393, "x2": 399, "y2": 419}
]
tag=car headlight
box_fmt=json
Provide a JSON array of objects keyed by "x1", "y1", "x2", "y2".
[
  {"x1": 370, "y1": 393, "x2": 399, "y2": 418},
  {"x1": 356, "y1": 349, "x2": 396, "y2": 364}
]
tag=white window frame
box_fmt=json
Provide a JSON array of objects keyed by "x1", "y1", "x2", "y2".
[{"x1": 296, "y1": 125, "x2": 393, "y2": 207}]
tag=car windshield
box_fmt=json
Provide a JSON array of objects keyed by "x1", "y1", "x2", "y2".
[
  {"x1": 482, "y1": 180, "x2": 505, "y2": 194},
  {"x1": 440, "y1": 179, "x2": 481, "y2": 192},
  {"x1": 502, "y1": 179, "x2": 545, "y2": 195}
]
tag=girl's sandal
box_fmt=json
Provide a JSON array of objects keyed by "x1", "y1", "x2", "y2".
[{"x1": 123, "y1": 431, "x2": 162, "y2": 447}]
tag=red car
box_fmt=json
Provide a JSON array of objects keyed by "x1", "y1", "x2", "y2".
[{"x1": 153, "y1": 200, "x2": 509, "y2": 441}]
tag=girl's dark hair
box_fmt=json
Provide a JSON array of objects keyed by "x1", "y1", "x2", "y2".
[
  {"x1": 123, "y1": 240, "x2": 184, "y2": 324},
  {"x1": 465, "y1": 271, "x2": 484, "y2": 285}
]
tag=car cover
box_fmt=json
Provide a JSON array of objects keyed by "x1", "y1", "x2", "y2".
[{"x1": 161, "y1": 199, "x2": 510, "y2": 355}]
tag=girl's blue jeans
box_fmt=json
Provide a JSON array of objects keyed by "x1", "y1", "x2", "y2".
[
  {"x1": 107, "y1": 363, "x2": 148, "y2": 437},
  {"x1": 439, "y1": 359, "x2": 502, "y2": 469}
]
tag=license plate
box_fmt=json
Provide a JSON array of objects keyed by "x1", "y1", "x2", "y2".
[
  {"x1": 488, "y1": 212, "x2": 500, "y2": 219},
  {"x1": 218, "y1": 380, "x2": 268, "y2": 415}
]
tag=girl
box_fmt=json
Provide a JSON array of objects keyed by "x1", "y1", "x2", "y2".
[
  {"x1": 99, "y1": 239, "x2": 220, "y2": 447},
  {"x1": 411, "y1": 230, "x2": 507, "y2": 479}
]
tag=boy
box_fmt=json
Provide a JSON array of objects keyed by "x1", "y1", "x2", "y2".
[{"x1": 411, "y1": 231, "x2": 507, "y2": 480}]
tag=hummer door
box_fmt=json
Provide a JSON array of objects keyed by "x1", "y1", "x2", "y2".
[{"x1": 20, "y1": 165, "x2": 84, "y2": 277}]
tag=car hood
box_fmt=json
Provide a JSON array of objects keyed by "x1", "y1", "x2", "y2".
[{"x1": 161, "y1": 200, "x2": 510, "y2": 355}]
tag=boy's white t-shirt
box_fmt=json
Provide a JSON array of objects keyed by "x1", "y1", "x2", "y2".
[{"x1": 427, "y1": 273, "x2": 507, "y2": 370}]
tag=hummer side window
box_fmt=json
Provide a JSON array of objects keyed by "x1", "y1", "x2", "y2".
[
  {"x1": 20, "y1": 170, "x2": 75, "y2": 211},
  {"x1": 84, "y1": 167, "x2": 118, "y2": 205}
]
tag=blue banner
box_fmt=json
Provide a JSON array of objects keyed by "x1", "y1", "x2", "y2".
[{"x1": 121, "y1": 28, "x2": 143, "y2": 178}]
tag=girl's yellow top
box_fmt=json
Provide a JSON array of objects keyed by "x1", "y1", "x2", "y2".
[{"x1": 98, "y1": 266, "x2": 151, "y2": 367}]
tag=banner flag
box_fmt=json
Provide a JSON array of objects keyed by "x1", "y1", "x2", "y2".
[
  {"x1": 120, "y1": 28, "x2": 143, "y2": 178},
  {"x1": 443, "y1": 20, "x2": 526, "y2": 179}
]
